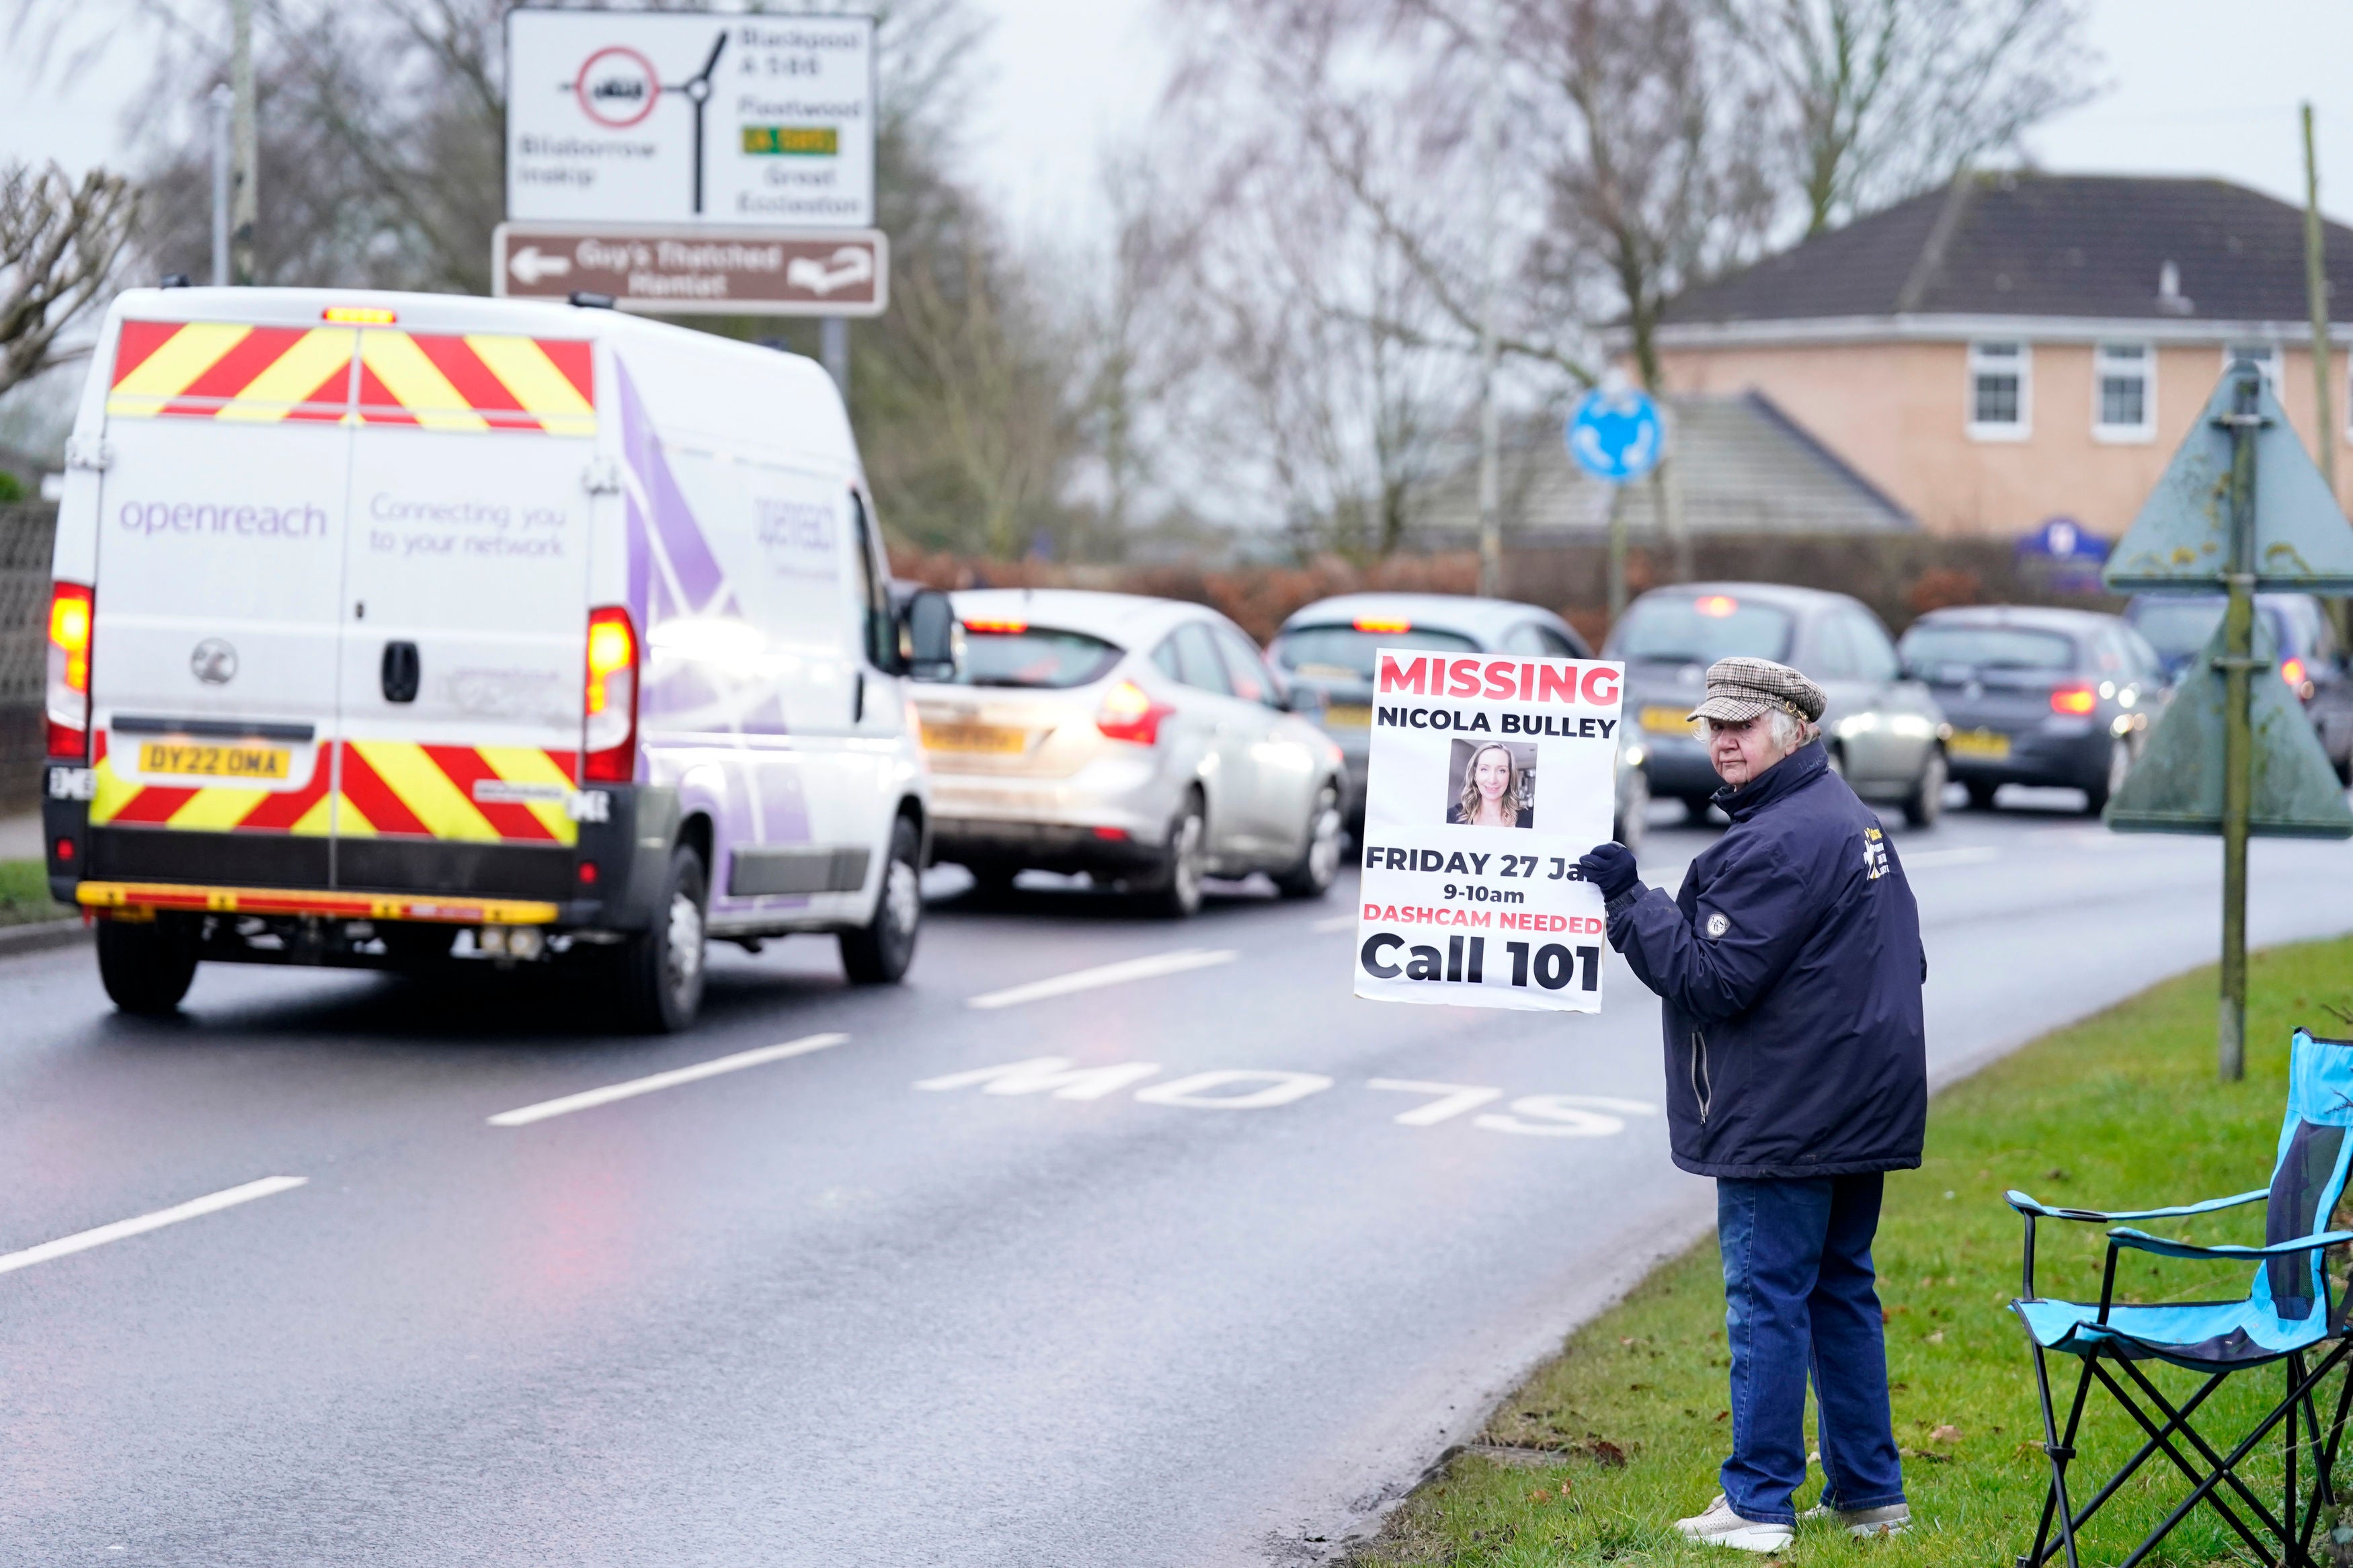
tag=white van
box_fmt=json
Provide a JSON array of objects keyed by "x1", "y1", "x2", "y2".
[{"x1": 39, "y1": 285, "x2": 955, "y2": 1030}]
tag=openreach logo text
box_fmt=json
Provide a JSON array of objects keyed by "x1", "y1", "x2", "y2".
[{"x1": 119, "y1": 500, "x2": 329, "y2": 539}]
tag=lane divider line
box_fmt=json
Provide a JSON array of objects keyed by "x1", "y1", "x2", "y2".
[
  {"x1": 1310, "y1": 915, "x2": 1356, "y2": 932},
  {"x1": 487, "y1": 1032, "x2": 851, "y2": 1126},
  {"x1": 965, "y1": 948, "x2": 1237, "y2": 1011},
  {"x1": 0, "y1": 1175, "x2": 307, "y2": 1277}
]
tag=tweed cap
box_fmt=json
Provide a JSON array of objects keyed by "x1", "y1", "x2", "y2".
[{"x1": 1688, "y1": 657, "x2": 1828, "y2": 725}]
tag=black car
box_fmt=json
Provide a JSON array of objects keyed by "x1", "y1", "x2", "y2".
[
  {"x1": 1605, "y1": 582, "x2": 1950, "y2": 827},
  {"x1": 1898, "y1": 606, "x2": 2161, "y2": 814},
  {"x1": 2126, "y1": 591, "x2": 2353, "y2": 784}
]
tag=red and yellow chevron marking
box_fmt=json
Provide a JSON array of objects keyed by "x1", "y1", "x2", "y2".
[
  {"x1": 77, "y1": 882, "x2": 559, "y2": 926},
  {"x1": 108, "y1": 321, "x2": 596, "y2": 436},
  {"x1": 88, "y1": 735, "x2": 582, "y2": 846}
]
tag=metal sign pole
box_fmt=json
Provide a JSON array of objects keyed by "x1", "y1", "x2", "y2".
[
  {"x1": 2217, "y1": 367, "x2": 2264, "y2": 1081},
  {"x1": 1605, "y1": 480, "x2": 1628, "y2": 622}
]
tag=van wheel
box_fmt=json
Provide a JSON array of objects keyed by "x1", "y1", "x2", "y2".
[
  {"x1": 1903, "y1": 749, "x2": 1947, "y2": 828},
  {"x1": 97, "y1": 915, "x2": 200, "y2": 1018},
  {"x1": 1274, "y1": 782, "x2": 1343, "y2": 899},
  {"x1": 616, "y1": 843, "x2": 707, "y2": 1033},
  {"x1": 842, "y1": 815, "x2": 922, "y2": 985},
  {"x1": 1135, "y1": 790, "x2": 1207, "y2": 918}
]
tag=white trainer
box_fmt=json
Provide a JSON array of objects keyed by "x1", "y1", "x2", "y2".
[
  {"x1": 1801, "y1": 1501, "x2": 1912, "y2": 1538},
  {"x1": 1674, "y1": 1495, "x2": 1796, "y2": 1552}
]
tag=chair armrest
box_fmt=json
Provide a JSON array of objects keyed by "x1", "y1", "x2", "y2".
[
  {"x1": 2007, "y1": 1187, "x2": 2270, "y2": 1223},
  {"x1": 2106, "y1": 1226, "x2": 2353, "y2": 1262}
]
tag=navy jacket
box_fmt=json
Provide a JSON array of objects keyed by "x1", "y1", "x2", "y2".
[{"x1": 1605, "y1": 741, "x2": 1926, "y2": 1180}]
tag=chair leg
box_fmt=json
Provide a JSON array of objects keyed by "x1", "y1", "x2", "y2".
[
  {"x1": 2094, "y1": 1360, "x2": 2280, "y2": 1567},
  {"x1": 2301, "y1": 1352, "x2": 2353, "y2": 1565},
  {"x1": 2049, "y1": 1369, "x2": 2237, "y2": 1550},
  {"x1": 2026, "y1": 1340, "x2": 2089, "y2": 1568}
]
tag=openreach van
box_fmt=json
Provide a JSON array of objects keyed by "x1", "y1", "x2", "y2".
[{"x1": 40, "y1": 286, "x2": 955, "y2": 1031}]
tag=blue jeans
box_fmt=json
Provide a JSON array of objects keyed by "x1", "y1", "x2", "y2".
[{"x1": 1716, "y1": 1173, "x2": 1906, "y2": 1524}]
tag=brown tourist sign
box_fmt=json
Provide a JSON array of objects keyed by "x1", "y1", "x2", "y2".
[{"x1": 490, "y1": 222, "x2": 888, "y2": 317}]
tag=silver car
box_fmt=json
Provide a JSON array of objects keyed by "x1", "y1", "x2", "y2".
[
  {"x1": 1269, "y1": 591, "x2": 1654, "y2": 857},
  {"x1": 918, "y1": 589, "x2": 1348, "y2": 917}
]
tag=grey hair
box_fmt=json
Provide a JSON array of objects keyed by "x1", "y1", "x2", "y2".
[{"x1": 1764, "y1": 708, "x2": 1817, "y2": 750}]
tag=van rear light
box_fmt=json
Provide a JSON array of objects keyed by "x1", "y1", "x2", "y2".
[
  {"x1": 1096, "y1": 679, "x2": 1174, "y2": 745},
  {"x1": 583, "y1": 606, "x2": 638, "y2": 782},
  {"x1": 45, "y1": 581, "x2": 93, "y2": 761},
  {"x1": 2050, "y1": 682, "x2": 2098, "y2": 716}
]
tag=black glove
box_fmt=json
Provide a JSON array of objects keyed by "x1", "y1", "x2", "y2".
[{"x1": 1577, "y1": 842, "x2": 1639, "y2": 901}]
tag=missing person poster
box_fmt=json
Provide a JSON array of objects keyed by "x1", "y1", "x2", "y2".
[{"x1": 1353, "y1": 649, "x2": 1626, "y2": 1013}]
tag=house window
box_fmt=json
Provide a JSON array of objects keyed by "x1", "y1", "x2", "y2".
[
  {"x1": 2094, "y1": 341, "x2": 2154, "y2": 442},
  {"x1": 1968, "y1": 341, "x2": 2030, "y2": 440},
  {"x1": 2223, "y1": 342, "x2": 2279, "y2": 395}
]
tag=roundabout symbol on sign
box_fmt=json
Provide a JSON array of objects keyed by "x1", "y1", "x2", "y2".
[{"x1": 1564, "y1": 385, "x2": 1666, "y2": 483}]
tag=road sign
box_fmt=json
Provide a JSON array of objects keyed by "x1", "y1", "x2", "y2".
[
  {"x1": 505, "y1": 10, "x2": 875, "y2": 230},
  {"x1": 2102, "y1": 358, "x2": 2353, "y2": 1083},
  {"x1": 492, "y1": 223, "x2": 887, "y2": 317},
  {"x1": 2106, "y1": 363, "x2": 2353, "y2": 591},
  {"x1": 1564, "y1": 386, "x2": 1665, "y2": 483}
]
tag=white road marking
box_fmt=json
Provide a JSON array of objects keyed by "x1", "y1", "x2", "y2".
[
  {"x1": 0, "y1": 1176, "x2": 307, "y2": 1277},
  {"x1": 1367, "y1": 1079, "x2": 1505, "y2": 1125},
  {"x1": 1312, "y1": 915, "x2": 1357, "y2": 932},
  {"x1": 1133, "y1": 1069, "x2": 1333, "y2": 1110},
  {"x1": 1904, "y1": 845, "x2": 2001, "y2": 868},
  {"x1": 915, "y1": 1058, "x2": 1164, "y2": 1100},
  {"x1": 487, "y1": 1032, "x2": 850, "y2": 1126},
  {"x1": 1475, "y1": 1095, "x2": 1634, "y2": 1137},
  {"x1": 965, "y1": 948, "x2": 1236, "y2": 1010}
]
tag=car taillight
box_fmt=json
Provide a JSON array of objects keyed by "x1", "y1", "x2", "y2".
[
  {"x1": 45, "y1": 581, "x2": 93, "y2": 760},
  {"x1": 583, "y1": 606, "x2": 638, "y2": 782},
  {"x1": 1096, "y1": 679, "x2": 1174, "y2": 745},
  {"x1": 2050, "y1": 682, "x2": 2098, "y2": 716},
  {"x1": 2282, "y1": 656, "x2": 2311, "y2": 695}
]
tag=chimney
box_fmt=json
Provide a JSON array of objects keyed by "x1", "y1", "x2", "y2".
[{"x1": 2157, "y1": 259, "x2": 2194, "y2": 315}]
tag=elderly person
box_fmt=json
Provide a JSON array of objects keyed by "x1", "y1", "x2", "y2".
[{"x1": 1577, "y1": 657, "x2": 1926, "y2": 1553}]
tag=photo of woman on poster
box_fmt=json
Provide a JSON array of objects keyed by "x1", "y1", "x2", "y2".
[{"x1": 1447, "y1": 741, "x2": 1536, "y2": 829}]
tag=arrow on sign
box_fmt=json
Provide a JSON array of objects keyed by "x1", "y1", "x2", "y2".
[
  {"x1": 508, "y1": 245, "x2": 573, "y2": 286},
  {"x1": 785, "y1": 246, "x2": 874, "y2": 296}
]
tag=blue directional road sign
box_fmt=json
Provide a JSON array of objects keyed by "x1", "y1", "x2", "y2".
[{"x1": 1564, "y1": 386, "x2": 1665, "y2": 483}]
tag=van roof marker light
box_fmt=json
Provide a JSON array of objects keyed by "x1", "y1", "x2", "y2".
[
  {"x1": 1353, "y1": 617, "x2": 1412, "y2": 633},
  {"x1": 1694, "y1": 595, "x2": 1739, "y2": 618},
  {"x1": 323, "y1": 306, "x2": 397, "y2": 325},
  {"x1": 963, "y1": 619, "x2": 1027, "y2": 634}
]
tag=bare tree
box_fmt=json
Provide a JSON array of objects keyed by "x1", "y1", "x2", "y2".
[
  {"x1": 1714, "y1": 0, "x2": 2099, "y2": 237},
  {"x1": 0, "y1": 163, "x2": 136, "y2": 399}
]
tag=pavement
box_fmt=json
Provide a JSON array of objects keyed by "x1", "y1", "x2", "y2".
[{"x1": 4, "y1": 792, "x2": 2352, "y2": 1565}]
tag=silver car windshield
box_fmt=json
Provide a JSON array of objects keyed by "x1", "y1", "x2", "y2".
[
  {"x1": 1900, "y1": 626, "x2": 2075, "y2": 671},
  {"x1": 1613, "y1": 595, "x2": 1794, "y2": 664},
  {"x1": 1271, "y1": 625, "x2": 1476, "y2": 682},
  {"x1": 956, "y1": 625, "x2": 1123, "y2": 688}
]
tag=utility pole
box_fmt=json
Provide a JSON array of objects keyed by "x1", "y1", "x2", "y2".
[
  {"x1": 229, "y1": 0, "x2": 257, "y2": 284},
  {"x1": 822, "y1": 317, "x2": 850, "y2": 403},
  {"x1": 2303, "y1": 104, "x2": 2347, "y2": 647},
  {"x1": 209, "y1": 83, "x2": 233, "y2": 287},
  {"x1": 1472, "y1": 0, "x2": 1503, "y2": 599}
]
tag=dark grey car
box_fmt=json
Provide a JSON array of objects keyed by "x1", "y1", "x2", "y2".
[
  {"x1": 1604, "y1": 582, "x2": 1949, "y2": 826},
  {"x1": 1898, "y1": 606, "x2": 2161, "y2": 814}
]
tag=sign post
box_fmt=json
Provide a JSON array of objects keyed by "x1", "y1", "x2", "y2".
[
  {"x1": 1565, "y1": 384, "x2": 1667, "y2": 621},
  {"x1": 1351, "y1": 649, "x2": 1626, "y2": 1014},
  {"x1": 500, "y1": 9, "x2": 882, "y2": 391},
  {"x1": 2103, "y1": 360, "x2": 2353, "y2": 1079}
]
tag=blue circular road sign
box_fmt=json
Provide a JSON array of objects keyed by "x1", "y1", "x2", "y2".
[{"x1": 1564, "y1": 386, "x2": 1665, "y2": 483}]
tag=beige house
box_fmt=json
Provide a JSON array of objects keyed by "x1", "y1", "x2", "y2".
[{"x1": 1649, "y1": 173, "x2": 2353, "y2": 540}]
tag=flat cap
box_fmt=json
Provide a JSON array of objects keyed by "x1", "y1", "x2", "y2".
[{"x1": 1688, "y1": 656, "x2": 1827, "y2": 725}]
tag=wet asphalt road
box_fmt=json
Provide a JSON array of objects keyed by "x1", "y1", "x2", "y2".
[{"x1": 5, "y1": 793, "x2": 2353, "y2": 1566}]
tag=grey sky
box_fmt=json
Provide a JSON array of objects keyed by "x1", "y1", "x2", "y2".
[{"x1": 0, "y1": 1, "x2": 2348, "y2": 247}]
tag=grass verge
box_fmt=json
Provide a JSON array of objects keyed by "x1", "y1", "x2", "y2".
[
  {"x1": 1354, "y1": 935, "x2": 2353, "y2": 1567},
  {"x1": 0, "y1": 858, "x2": 67, "y2": 926}
]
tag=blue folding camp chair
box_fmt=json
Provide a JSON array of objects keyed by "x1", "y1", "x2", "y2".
[{"x1": 2007, "y1": 1027, "x2": 2353, "y2": 1568}]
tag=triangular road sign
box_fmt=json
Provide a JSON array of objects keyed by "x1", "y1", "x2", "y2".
[
  {"x1": 2105, "y1": 363, "x2": 2353, "y2": 591},
  {"x1": 2106, "y1": 616, "x2": 2353, "y2": 837}
]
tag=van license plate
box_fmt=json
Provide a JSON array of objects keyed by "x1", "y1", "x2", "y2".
[
  {"x1": 1322, "y1": 703, "x2": 1371, "y2": 729},
  {"x1": 921, "y1": 723, "x2": 1028, "y2": 754},
  {"x1": 138, "y1": 741, "x2": 292, "y2": 780},
  {"x1": 1947, "y1": 729, "x2": 2011, "y2": 761},
  {"x1": 1639, "y1": 704, "x2": 1695, "y2": 735}
]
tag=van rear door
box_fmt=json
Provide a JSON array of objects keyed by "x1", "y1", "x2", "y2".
[
  {"x1": 85, "y1": 319, "x2": 358, "y2": 888},
  {"x1": 331, "y1": 327, "x2": 599, "y2": 900}
]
